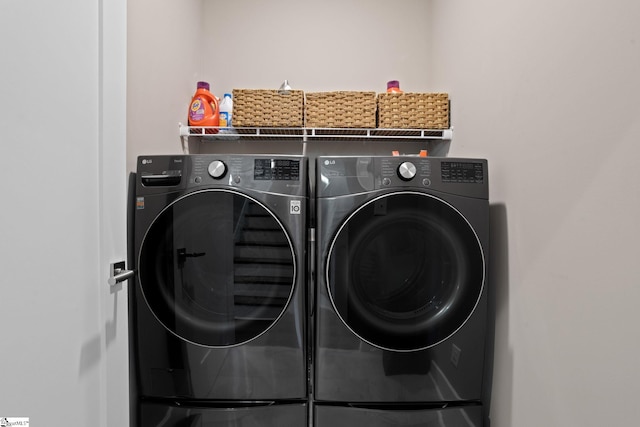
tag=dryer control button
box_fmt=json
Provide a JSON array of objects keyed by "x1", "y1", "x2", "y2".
[
  {"x1": 422, "y1": 178, "x2": 432, "y2": 187},
  {"x1": 382, "y1": 177, "x2": 392, "y2": 186},
  {"x1": 398, "y1": 161, "x2": 417, "y2": 181},
  {"x1": 208, "y1": 160, "x2": 227, "y2": 179}
]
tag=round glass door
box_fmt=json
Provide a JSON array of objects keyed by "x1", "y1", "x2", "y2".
[
  {"x1": 326, "y1": 192, "x2": 484, "y2": 352},
  {"x1": 139, "y1": 189, "x2": 296, "y2": 347}
]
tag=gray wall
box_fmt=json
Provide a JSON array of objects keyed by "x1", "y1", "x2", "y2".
[{"x1": 429, "y1": 1, "x2": 640, "y2": 426}]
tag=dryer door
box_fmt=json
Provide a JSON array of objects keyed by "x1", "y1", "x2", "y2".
[
  {"x1": 138, "y1": 189, "x2": 296, "y2": 347},
  {"x1": 327, "y1": 192, "x2": 484, "y2": 352}
]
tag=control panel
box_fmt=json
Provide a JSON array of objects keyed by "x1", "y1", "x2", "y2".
[
  {"x1": 191, "y1": 155, "x2": 304, "y2": 195},
  {"x1": 378, "y1": 157, "x2": 485, "y2": 188},
  {"x1": 379, "y1": 157, "x2": 433, "y2": 188},
  {"x1": 441, "y1": 161, "x2": 485, "y2": 184},
  {"x1": 137, "y1": 155, "x2": 306, "y2": 197},
  {"x1": 254, "y1": 159, "x2": 300, "y2": 181},
  {"x1": 316, "y1": 156, "x2": 489, "y2": 199}
]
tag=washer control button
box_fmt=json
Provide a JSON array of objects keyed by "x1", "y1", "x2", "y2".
[
  {"x1": 208, "y1": 160, "x2": 227, "y2": 179},
  {"x1": 398, "y1": 161, "x2": 417, "y2": 181},
  {"x1": 382, "y1": 177, "x2": 392, "y2": 186},
  {"x1": 422, "y1": 178, "x2": 432, "y2": 187}
]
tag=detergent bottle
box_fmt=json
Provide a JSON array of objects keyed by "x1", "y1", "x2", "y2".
[
  {"x1": 188, "y1": 81, "x2": 219, "y2": 133},
  {"x1": 386, "y1": 80, "x2": 403, "y2": 93},
  {"x1": 219, "y1": 93, "x2": 233, "y2": 128}
]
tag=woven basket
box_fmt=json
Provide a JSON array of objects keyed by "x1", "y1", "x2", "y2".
[
  {"x1": 305, "y1": 91, "x2": 377, "y2": 128},
  {"x1": 232, "y1": 89, "x2": 304, "y2": 127},
  {"x1": 377, "y1": 92, "x2": 450, "y2": 129}
]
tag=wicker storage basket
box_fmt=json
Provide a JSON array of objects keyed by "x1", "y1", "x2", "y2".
[
  {"x1": 377, "y1": 92, "x2": 450, "y2": 129},
  {"x1": 305, "y1": 91, "x2": 377, "y2": 128},
  {"x1": 232, "y1": 89, "x2": 304, "y2": 127}
]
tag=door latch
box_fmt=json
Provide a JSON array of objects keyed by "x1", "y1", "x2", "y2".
[{"x1": 108, "y1": 261, "x2": 135, "y2": 286}]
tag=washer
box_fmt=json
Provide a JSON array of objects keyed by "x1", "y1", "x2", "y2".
[
  {"x1": 130, "y1": 155, "x2": 308, "y2": 426},
  {"x1": 313, "y1": 156, "x2": 491, "y2": 426}
]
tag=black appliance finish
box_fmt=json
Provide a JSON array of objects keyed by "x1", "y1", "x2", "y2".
[
  {"x1": 130, "y1": 155, "x2": 308, "y2": 426},
  {"x1": 313, "y1": 156, "x2": 491, "y2": 426}
]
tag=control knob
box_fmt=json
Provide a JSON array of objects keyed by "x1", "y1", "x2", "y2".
[
  {"x1": 208, "y1": 160, "x2": 227, "y2": 179},
  {"x1": 397, "y1": 161, "x2": 417, "y2": 181}
]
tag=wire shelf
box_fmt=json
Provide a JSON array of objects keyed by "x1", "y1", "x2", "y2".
[{"x1": 179, "y1": 124, "x2": 453, "y2": 141}]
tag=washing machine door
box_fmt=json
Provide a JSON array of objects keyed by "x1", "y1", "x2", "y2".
[
  {"x1": 138, "y1": 189, "x2": 296, "y2": 347},
  {"x1": 327, "y1": 192, "x2": 484, "y2": 352}
]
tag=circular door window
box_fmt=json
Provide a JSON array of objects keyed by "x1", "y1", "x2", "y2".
[
  {"x1": 326, "y1": 192, "x2": 484, "y2": 352},
  {"x1": 139, "y1": 189, "x2": 296, "y2": 347}
]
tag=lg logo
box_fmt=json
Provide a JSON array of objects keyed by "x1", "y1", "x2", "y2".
[
  {"x1": 324, "y1": 159, "x2": 336, "y2": 166},
  {"x1": 141, "y1": 159, "x2": 153, "y2": 165}
]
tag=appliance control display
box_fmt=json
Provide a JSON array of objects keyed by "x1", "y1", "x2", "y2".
[
  {"x1": 254, "y1": 159, "x2": 300, "y2": 181},
  {"x1": 441, "y1": 161, "x2": 485, "y2": 184}
]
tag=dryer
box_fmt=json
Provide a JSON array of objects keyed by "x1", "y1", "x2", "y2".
[
  {"x1": 130, "y1": 154, "x2": 308, "y2": 426},
  {"x1": 313, "y1": 156, "x2": 491, "y2": 426}
]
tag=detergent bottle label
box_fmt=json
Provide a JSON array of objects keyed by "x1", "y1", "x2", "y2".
[
  {"x1": 220, "y1": 112, "x2": 229, "y2": 127},
  {"x1": 189, "y1": 98, "x2": 205, "y2": 121}
]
